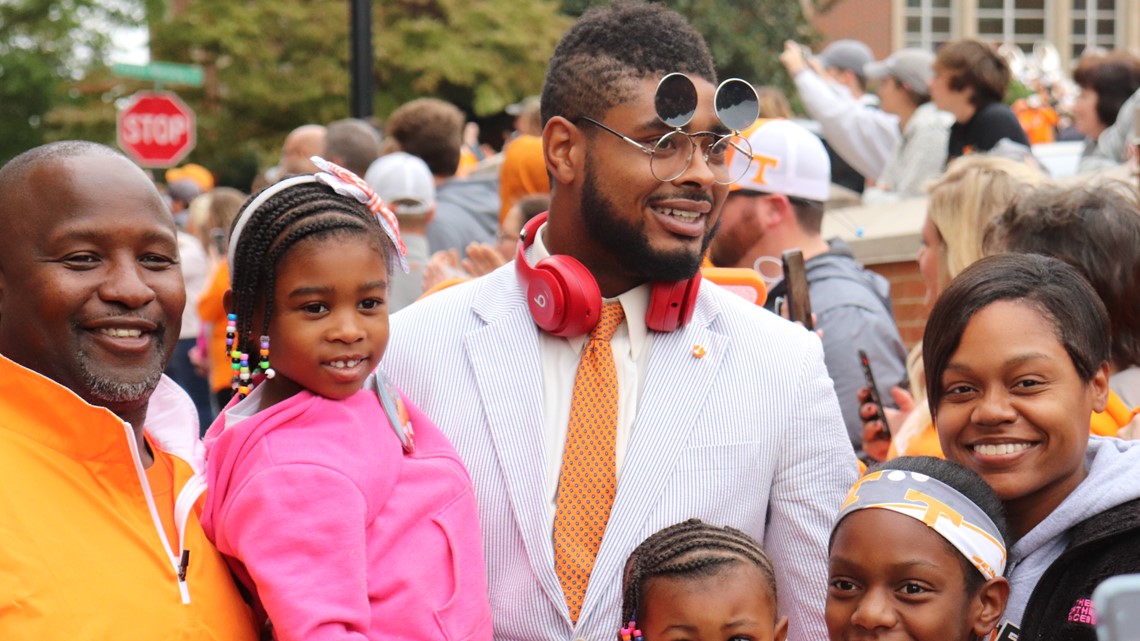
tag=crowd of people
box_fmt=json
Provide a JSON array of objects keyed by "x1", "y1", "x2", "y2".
[{"x1": 2, "y1": 1, "x2": 1140, "y2": 641}]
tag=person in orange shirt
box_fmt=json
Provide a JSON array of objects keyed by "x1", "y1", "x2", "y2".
[
  {"x1": 0, "y1": 141, "x2": 258, "y2": 639},
  {"x1": 1012, "y1": 94, "x2": 1059, "y2": 145},
  {"x1": 195, "y1": 187, "x2": 248, "y2": 418},
  {"x1": 498, "y1": 134, "x2": 550, "y2": 228}
]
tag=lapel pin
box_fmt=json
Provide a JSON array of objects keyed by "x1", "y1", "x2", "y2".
[{"x1": 692, "y1": 345, "x2": 706, "y2": 359}]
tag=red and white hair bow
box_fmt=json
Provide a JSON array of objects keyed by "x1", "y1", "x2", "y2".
[{"x1": 311, "y1": 156, "x2": 409, "y2": 273}]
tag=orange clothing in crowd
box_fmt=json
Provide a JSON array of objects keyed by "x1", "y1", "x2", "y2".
[
  {"x1": 198, "y1": 260, "x2": 233, "y2": 394},
  {"x1": 1014, "y1": 99, "x2": 1059, "y2": 145},
  {"x1": 498, "y1": 135, "x2": 550, "y2": 226},
  {"x1": 457, "y1": 146, "x2": 479, "y2": 177},
  {"x1": 887, "y1": 389, "x2": 1135, "y2": 459},
  {"x1": 0, "y1": 354, "x2": 259, "y2": 639}
]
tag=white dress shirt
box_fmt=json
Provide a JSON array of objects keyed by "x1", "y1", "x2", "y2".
[{"x1": 529, "y1": 224, "x2": 654, "y2": 528}]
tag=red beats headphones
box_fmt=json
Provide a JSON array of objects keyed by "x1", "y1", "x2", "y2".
[{"x1": 515, "y1": 212, "x2": 702, "y2": 337}]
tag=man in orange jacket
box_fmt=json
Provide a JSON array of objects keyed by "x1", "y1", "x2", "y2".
[{"x1": 0, "y1": 141, "x2": 259, "y2": 639}]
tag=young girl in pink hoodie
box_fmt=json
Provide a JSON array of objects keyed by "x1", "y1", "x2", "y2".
[{"x1": 201, "y1": 158, "x2": 492, "y2": 641}]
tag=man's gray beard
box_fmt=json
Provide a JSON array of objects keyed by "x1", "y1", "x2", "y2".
[{"x1": 77, "y1": 351, "x2": 164, "y2": 406}]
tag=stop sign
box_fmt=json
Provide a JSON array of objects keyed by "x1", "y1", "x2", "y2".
[{"x1": 117, "y1": 91, "x2": 196, "y2": 168}]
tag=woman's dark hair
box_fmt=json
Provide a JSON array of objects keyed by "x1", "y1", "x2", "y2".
[
  {"x1": 229, "y1": 181, "x2": 387, "y2": 354},
  {"x1": 923, "y1": 253, "x2": 1109, "y2": 414},
  {"x1": 621, "y1": 519, "x2": 776, "y2": 626},
  {"x1": 983, "y1": 183, "x2": 1140, "y2": 372},
  {"x1": 1073, "y1": 53, "x2": 1140, "y2": 129},
  {"x1": 865, "y1": 456, "x2": 1009, "y2": 593}
]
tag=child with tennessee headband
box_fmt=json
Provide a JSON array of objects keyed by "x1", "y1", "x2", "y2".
[
  {"x1": 827, "y1": 456, "x2": 1011, "y2": 641},
  {"x1": 200, "y1": 158, "x2": 492, "y2": 641}
]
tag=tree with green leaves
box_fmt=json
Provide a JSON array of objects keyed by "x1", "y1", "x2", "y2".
[
  {"x1": 561, "y1": 0, "x2": 825, "y2": 95},
  {"x1": 2, "y1": 0, "x2": 567, "y2": 180},
  {"x1": 143, "y1": 0, "x2": 569, "y2": 183},
  {"x1": 0, "y1": 0, "x2": 140, "y2": 165},
  {"x1": 4, "y1": 0, "x2": 828, "y2": 178}
]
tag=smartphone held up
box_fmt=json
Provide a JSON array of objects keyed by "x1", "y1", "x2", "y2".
[
  {"x1": 859, "y1": 349, "x2": 890, "y2": 439},
  {"x1": 781, "y1": 249, "x2": 814, "y2": 330}
]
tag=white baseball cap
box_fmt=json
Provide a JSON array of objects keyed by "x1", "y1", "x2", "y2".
[
  {"x1": 728, "y1": 119, "x2": 831, "y2": 202},
  {"x1": 364, "y1": 151, "x2": 436, "y2": 216},
  {"x1": 864, "y1": 48, "x2": 936, "y2": 98}
]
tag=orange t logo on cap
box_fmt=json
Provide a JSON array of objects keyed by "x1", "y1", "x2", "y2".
[{"x1": 750, "y1": 154, "x2": 779, "y2": 186}]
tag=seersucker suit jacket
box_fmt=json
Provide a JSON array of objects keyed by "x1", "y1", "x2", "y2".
[{"x1": 383, "y1": 264, "x2": 858, "y2": 641}]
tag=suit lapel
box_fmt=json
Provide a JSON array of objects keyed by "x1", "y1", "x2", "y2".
[
  {"x1": 465, "y1": 272, "x2": 569, "y2": 620},
  {"x1": 582, "y1": 294, "x2": 730, "y2": 621}
]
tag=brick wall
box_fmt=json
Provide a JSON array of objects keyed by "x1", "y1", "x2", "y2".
[
  {"x1": 867, "y1": 259, "x2": 926, "y2": 348},
  {"x1": 812, "y1": 0, "x2": 894, "y2": 60}
]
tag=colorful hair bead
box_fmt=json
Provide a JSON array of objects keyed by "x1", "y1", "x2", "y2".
[
  {"x1": 620, "y1": 618, "x2": 643, "y2": 641},
  {"x1": 259, "y1": 335, "x2": 275, "y2": 379},
  {"x1": 228, "y1": 314, "x2": 243, "y2": 392}
]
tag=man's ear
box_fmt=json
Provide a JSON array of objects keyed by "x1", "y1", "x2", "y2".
[
  {"x1": 222, "y1": 289, "x2": 233, "y2": 315},
  {"x1": 759, "y1": 193, "x2": 792, "y2": 229},
  {"x1": 971, "y1": 577, "x2": 1010, "y2": 638},
  {"x1": 543, "y1": 116, "x2": 582, "y2": 186}
]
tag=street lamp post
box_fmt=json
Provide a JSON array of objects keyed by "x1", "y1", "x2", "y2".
[{"x1": 350, "y1": 0, "x2": 373, "y2": 119}]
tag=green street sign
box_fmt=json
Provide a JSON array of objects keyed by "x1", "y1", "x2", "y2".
[{"x1": 112, "y1": 61, "x2": 204, "y2": 87}]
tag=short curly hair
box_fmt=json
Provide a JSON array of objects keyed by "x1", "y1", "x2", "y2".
[{"x1": 540, "y1": 1, "x2": 716, "y2": 126}]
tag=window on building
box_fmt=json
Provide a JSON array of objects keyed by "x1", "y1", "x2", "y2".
[
  {"x1": 976, "y1": 0, "x2": 1049, "y2": 53},
  {"x1": 904, "y1": 0, "x2": 956, "y2": 49},
  {"x1": 1071, "y1": 0, "x2": 1119, "y2": 62}
]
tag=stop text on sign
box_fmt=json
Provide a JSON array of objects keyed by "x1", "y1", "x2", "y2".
[
  {"x1": 116, "y1": 91, "x2": 197, "y2": 168},
  {"x1": 120, "y1": 113, "x2": 190, "y2": 146}
]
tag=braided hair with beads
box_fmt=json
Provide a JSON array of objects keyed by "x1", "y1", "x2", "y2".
[
  {"x1": 620, "y1": 518, "x2": 778, "y2": 630},
  {"x1": 227, "y1": 179, "x2": 388, "y2": 398}
]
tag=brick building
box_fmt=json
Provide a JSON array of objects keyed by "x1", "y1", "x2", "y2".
[{"x1": 811, "y1": 0, "x2": 1140, "y2": 70}]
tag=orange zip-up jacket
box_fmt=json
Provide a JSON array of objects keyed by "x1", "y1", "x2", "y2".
[{"x1": 0, "y1": 355, "x2": 259, "y2": 640}]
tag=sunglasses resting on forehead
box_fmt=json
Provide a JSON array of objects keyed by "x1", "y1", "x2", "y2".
[{"x1": 574, "y1": 72, "x2": 761, "y2": 185}]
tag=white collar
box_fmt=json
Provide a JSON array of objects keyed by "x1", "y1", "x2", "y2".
[{"x1": 531, "y1": 222, "x2": 651, "y2": 359}]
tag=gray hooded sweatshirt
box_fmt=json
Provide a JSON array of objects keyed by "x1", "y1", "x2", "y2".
[
  {"x1": 1002, "y1": 436, "x2": 1140, "y2": 627},
  {"x1": 764, "y1": 239, "x2": 908, "y2": 455}
]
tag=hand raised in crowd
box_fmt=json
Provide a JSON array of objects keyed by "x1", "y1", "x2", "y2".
[
  {"x1": 774, "y1": 296, "x2": 822, "y2": 339},
  {"x1": 461, "y1": 242, "x2": 506, "y2": 277},
  {"x1": 422, "y1": 248, "x2": 465, "y2": 293},
  {"x1": 857, "y1": 385, "x2": 916, "y2": 462},
  {"x1": 778, "y1": 40, "x2": 823, "y2": 78}
]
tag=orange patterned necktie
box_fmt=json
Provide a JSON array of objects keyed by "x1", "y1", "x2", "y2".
[{"x1": 553, "y1": 301, "x2": 625, "y2": 624}]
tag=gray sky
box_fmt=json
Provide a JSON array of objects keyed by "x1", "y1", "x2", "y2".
[{"x1": 110, "y1": 25, "x2": 149, "y2": 65}]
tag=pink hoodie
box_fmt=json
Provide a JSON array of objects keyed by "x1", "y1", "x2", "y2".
[{"x1": 202, "y1": 386, "x2": 492, "y2": 641}]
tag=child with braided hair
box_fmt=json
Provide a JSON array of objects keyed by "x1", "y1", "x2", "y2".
[
  {"x1": 200, "y1": 158, "x2": 492, "y2": 641},
  {"x1": 619, "y1": 519, "x2": 788, "y2": 641}
]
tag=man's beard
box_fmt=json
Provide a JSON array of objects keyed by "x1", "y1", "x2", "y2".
[
  {"x1": 579, "y1": 162, "x2": 715, "y2": 283},
  {"x1": 76, "y1": 340, "x2": 168, "y2": 406}
]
